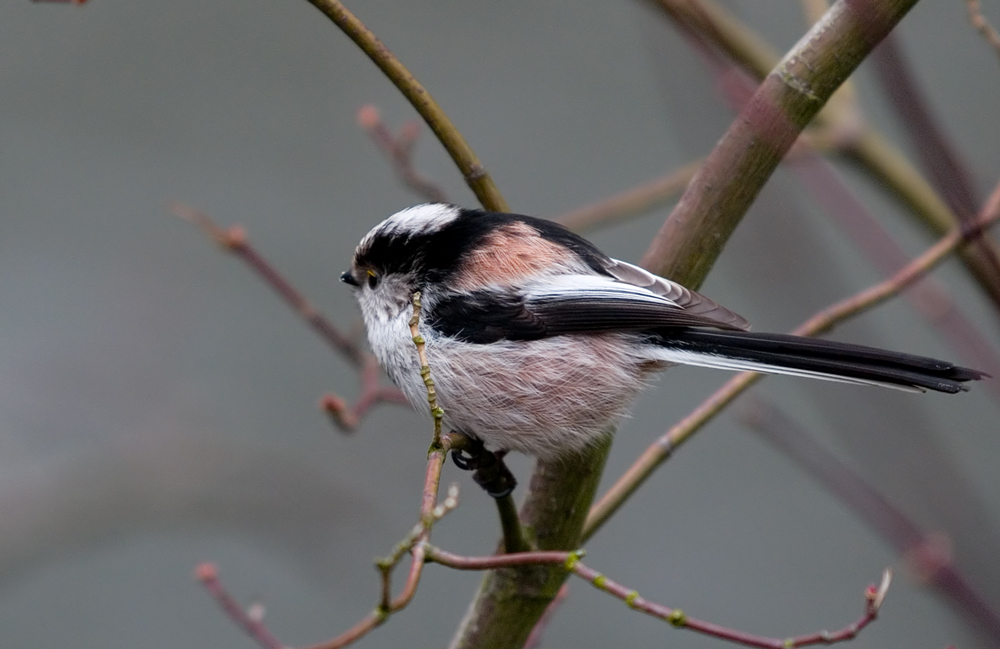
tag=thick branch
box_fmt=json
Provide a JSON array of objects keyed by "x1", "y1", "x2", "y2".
[
  {"x1": 448, "y1": 436, "x2": 612, "y2": 649},
  {"x1": 642, "y1": 0, "x2": 921, "y2": 288},
  {"x1": 649, "y1": 0, "x2": 1000, "y2": 307}
]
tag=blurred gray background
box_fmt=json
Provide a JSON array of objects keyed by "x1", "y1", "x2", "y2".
[{"x1": 1, "y1": 0, "x2": 999, "y2": 647}]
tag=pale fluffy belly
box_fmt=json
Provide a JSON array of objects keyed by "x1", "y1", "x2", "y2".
[{"x1": 413, "y1": 333, "x2": 658, "y2": 459}]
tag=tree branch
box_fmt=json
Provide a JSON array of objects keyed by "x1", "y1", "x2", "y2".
[
  {"x1": 430, "y1": 547, "x2": 892, "y2": 649},
  {"x1": 641, "y1": 0, "x2": 922, "y2": 289},
  {"x1": 304, "y1": 0, "x2": 507, "y2": 212},
  {"x1": 584, "y1": 178, "x2": 1000, "y2": 539},
  {"x1": 357, "y1": 105, "x2": 449, "y2": 203},
  {"x1": 967, "y1": 0, "x2": 1000, "y2": 63},
  {"x1": 171, "y1": 202, "x2": 407, "y2": 430},
  {"x1": 740, "y1": 399, "x2": 1000, "y2": 639},
  {"x1": 648, "y1": 0, "x2": 1000, "y2": 308},
  {"x1": 552, "y1": 161, "x2": 700, "y2": 233}
]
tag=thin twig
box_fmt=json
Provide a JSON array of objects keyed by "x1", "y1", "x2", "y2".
[
  {"x1": 408, "y1": 291, "x2": 444, "y2": 447},
  {"x1": 967, "y1": 0, "x2": 1000, "y2": 63},
  {"x1": 428, "y1": 546, "x2": 892, "y2": 649},
  {"x1": 201, "y1": 435, "x2": 459, "y2": 649},
  {"x1": 321, "y1": 355, "x2": 411, "y2": 431},
  {"x1": 648, "y1": 0, "x2": 1000, "y2": 309},
  {"x1": 357, "y1": 105, "x2": 448, "y2": 203},
  {"x1": 304, "y1": 0, "x2": 507, "y2": 212},
  {"x1": 869, "y1": 34, "x2": 1000, "y2": 303},
  {"x1": 494, "y1": 493, "x2": 532, "y2": 554},
  {"x1": 196, "y1": 563, "x2": 288, "y2": 649},
  {"x1": 552, "y1": 161, "x2": 701, "y2": 233},
  {"x1": 522, "y1": 584, "x2": 569, "y2": 649},
  {"x1": 170, "y1": 202, "x2": 363, "y2": 366},
  {"x1": 740, "y1": 399, "x2": 1000, "y2": 639},
  {"x1": 788, "y1": 151, "x2": 1000, "y2": 398},
  {"x1": 297, "y1": 295, "x2": 456, "y2": 649},
  {"x1": 170, "y1": 202, "x2": 408, "y2": 429},
  {"x1": 584, "y1": 182, "x2": 1000, "y2": 539}
]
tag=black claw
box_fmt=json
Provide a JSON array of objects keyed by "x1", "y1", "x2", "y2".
[
  {"x1": 451, "y1": 449, "x2": 478, "y2": 471},
  {"x1": 446, "y1": 433, "x2": 517, "y2": 498},
  {"x1": 471, "y1": 451, "x2": 518, "y2": 499}
]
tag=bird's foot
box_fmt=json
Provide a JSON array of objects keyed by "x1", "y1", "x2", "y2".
[{"x1": 448, "y1": 433, "x2": 517, "y2": 498}]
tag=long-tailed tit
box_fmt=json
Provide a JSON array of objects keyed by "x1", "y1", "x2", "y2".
[{"x1": 341, "y1": 204, "x2": 985, "y2": 461}]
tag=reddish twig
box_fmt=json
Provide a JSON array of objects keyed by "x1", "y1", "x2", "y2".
[
  {"x1": 522, "y1": 584, "x2": 569, "y2": 649},
  {"x1": 199, "y1": 438, "x2": 459, "y2": 649},
  {"x1": 305, "y1": 0, "x2": 507, "y2": 212},
  {"x1": 171, "y1": 202, "x2": 363, "y2": 365},
  {"x1": 869, "y1": 34, "x2": 1000, "y2": 298},
  {"x1": 357, "y1": 105, "x2": 448, "y2": 203},
  {"x1": 585, "y1": 180, "x2": 1000, "y2": 539},
  {"x1": 788, "y1": 152, "x2": 1000, "y2": 401},
  {"x1": 170, "y1": 202, "x2": 408, "y2": 429},
  {"x1": 552, "y1": 161, "x2": 701, "y2": 233},
  {"x1": 427, "y1": 547, "x2": 891, "y2": 649},
  {"x1": 967, "y1": 0, "x2": 1000, "y2": 62},
  {"x1": 320, "y1": 356, "x2": 410, "y2": 431},
  {"x1": 200, "y1": 296, "x2": 459, "y2": 649},
  {"x1": 740, "y1": 399, "x2": 1000, "y2": 639},
  {"x1": 196, "y1": 563, "x2": 288, "y2": 649},
  {"x1": 694, "y1": 30, "x2": 1000, "y2": 398}
]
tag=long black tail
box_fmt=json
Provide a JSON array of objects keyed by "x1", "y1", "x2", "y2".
[{"x1": 653, "y1": 329, "x2": 987, "y2": 393}]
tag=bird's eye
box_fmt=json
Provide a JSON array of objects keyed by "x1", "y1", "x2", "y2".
[{"x1": 367, "y1": 272, "x2": 380, "y2": 290}]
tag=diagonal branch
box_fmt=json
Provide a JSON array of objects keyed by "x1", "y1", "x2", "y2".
[
  {"x1": 357, "y1": 105, "x2": 449, "y2": 203},
  {"x1": 552, "y1": 161, "x2": 701, "y2": 233},
  {"x1": 584, "y1": 178, "x2": 1000, "y2": 539},
  {"x1": 304, "y1": 0, "x2": 507, "y2": 212},
  {"x1": 740, "y1": 399, "x2": 1000, "y2": 639},
  {"x1": 967, "y1": 0, "x2": 1000, "y2": 63},
  {"x1": 171, "y1": 202, "x2": 407, "y2": 429},
  {"x1": 641, "y1": 0, "x2": 922, "y2": 289},
  {"x1": 647, "y1": 0, "x2": 1000, "y2": 309}
]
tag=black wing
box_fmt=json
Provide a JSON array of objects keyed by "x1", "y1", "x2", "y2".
[{"x1": 428, "y1": 274, "x2": 748, "y2": 344}]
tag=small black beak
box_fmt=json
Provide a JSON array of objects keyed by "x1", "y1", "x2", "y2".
[{"x1": 340, "y1": 271, "x2": 359, "y2": 286}]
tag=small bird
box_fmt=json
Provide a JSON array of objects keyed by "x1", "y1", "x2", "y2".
[{"x1": 342, "y1": 203, "x2": 985, "y2": 463}]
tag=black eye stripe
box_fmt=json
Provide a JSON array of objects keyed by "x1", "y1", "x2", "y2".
[{"x1": 368, "y1": 274, "x2": 380, "y2": 290}]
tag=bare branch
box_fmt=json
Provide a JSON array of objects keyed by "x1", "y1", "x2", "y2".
[
  {"x1": 171, "y1": 202, "x2": 407, "y2": 429},
  {"x1": 202, "y1": 427, "x2": 460, "y2": 649},
  {"x1": 171, "y1": 202, "x2": 364, "y2": 366},
  {"x1": 303, "y1": 0, "x2": 507, "y2": 212},
  {"x1": 740, "y1": 399, "x2": 1000, "y2": 638},
  {"x1": 585, "y1": 180, "x2": 1000, "y2": 539},
  {"x1": 649, "y1": 0, "x2": 1000, "y2": 309},
  {"x1": 552, "y1": 161, "x2": 700, "y2": 233},
  {"x1": 197, "y1": 564, "x2": 288, "y2": 649},
  {"x1": 357, "y1": 105, "x2": 448, "y2": 203},
  {"x1": 429, "y1": 547, "x2": 892, "y2": 649},
  {"x1": 641, "y1": 0, "x2": 922, "y2": 288},
  {"x1": 522, "y1": 584, "x2": 569, "y2": 649},
  {"x1": 967, "y1": 0, "x2": 1000, "y2": 63}
]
